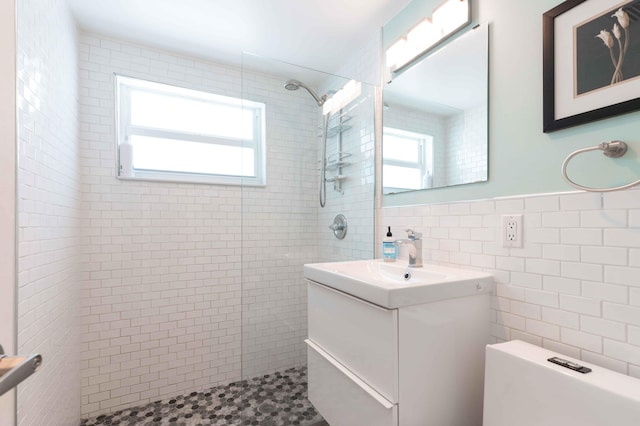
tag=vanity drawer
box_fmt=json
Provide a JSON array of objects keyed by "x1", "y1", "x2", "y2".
[
  {"x1": 307, "y1": 281, "x2": 398, "y2": 402},
  {"x1": 306, "y1": 340, "x2": 398, "y2": 426}
]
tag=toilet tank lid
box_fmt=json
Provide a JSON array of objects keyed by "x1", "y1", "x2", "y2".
[{"x1": 487, "y1": 340, "x2": 640, "y2": 403}]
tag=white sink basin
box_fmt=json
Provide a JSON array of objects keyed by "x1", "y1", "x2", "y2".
[{"x1": 304, "y1": 259, "x2": 493, "y2": 308}]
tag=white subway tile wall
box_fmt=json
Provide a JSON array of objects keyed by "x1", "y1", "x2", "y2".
[
  {"x1": 16, "y1": 0, "x2": 81, "y2": 425},
  {"x1": 79, "y1": 33, "x2": 246, "y2": 416},
  {"x1": 78, "y1": 33, "x2": 375, "y2": 417},
  {"x1": 239, "y1": 64, "x2": 319, "y2": 379},
  {"x1": 240, "y1": 51, "x2": 376, "y2": 376},
  {"x1": 317, "y1": 85, "x2": 376, "y2": 263},
  {"x1": 317, "y1": 34, "x2": 377, "y2": 264},
  {"x1": 378, "y1": 190, "x2": 640, "y2": 375},
  {"x1": 444, "y1": 105, "x2": 487, "y2": 186}
]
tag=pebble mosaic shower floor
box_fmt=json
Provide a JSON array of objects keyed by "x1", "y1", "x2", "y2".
[{"x1": 80, "y1": 366, "x2": 325, "y2": 426}]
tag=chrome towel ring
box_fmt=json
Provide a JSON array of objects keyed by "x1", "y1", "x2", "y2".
[{"x1": 562, "y1": 141, "x2": 640, "y2": 192}]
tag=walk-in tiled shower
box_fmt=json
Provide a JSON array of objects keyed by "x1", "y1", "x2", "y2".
[{"x1": 14, "y1": 0, "x2": 376, "y2": 422}]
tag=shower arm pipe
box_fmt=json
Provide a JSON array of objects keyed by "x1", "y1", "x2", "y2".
[
  {"x1": 282, "y1": 78, "x2": 330, "y2": 207},
  {"x1": 284, "y1": 79, "x2": 327, "y2": 107},
  {"x1": 561, "y1": 141, "x2": 640, "y2": 192}
]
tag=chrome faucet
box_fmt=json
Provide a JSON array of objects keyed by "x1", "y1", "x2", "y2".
[{"x1": 396, "y1": 229, "x2": 423, "y2": 268}]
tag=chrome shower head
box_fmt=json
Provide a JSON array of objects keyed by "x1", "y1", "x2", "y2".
[
  {"x1": 283, "y1": 79, "x2": 326, "y2": 106},
  {"x1": 284, "y1": 79, "x2": 302, "y2": 91}
]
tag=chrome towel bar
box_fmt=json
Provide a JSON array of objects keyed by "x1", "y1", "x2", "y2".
[{"x1": 561, "y1": 141, "x2": 640, "y2": 192}]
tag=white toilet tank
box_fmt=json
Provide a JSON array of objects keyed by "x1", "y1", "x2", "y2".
[{"x1": 483, "y1": 340, "x2": 640, "y2": 426}]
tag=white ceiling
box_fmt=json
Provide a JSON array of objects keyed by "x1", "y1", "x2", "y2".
[{"x1": 68, "y1": 0, "x2": 412, "y2": 77}]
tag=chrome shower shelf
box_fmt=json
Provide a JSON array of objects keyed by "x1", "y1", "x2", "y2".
[
  {"x1": 325, "y1": 125, "x2": 352, "y2": 138},
  {"x1": 325, "y1": 175, "x2": 347, "y2": 183},
  {"x1": 325, "y1": 161, "x2": 351, "y2": 171},
  {"x1": 330, "y1": 113, "x2": 352, "y2": 125},
  {"x1": 318, "y1": 115, "x2": 352, "y2": 138},
  {"x1": 318, "y1": 152, "x2": 353, "y2": 172},
  {"x1": 327, "y1": 152, "x2": 352, "y2": 163},
  {"x1": 322, "y1": 152, "x2": 352, "y2": 170}
]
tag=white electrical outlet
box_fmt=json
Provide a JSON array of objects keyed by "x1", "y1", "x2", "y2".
[{"x1": 502, "y1": 214, "x2": 523, "y2": 248}]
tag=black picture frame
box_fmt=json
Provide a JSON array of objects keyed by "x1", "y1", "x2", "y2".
[{"x1": 543, "y1": 0, "x2": 640, "y2": 132}]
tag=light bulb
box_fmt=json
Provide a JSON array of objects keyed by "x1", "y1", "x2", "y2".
[
  {"x1": 386, "y1": 37, "x2": 411, "y2": 70},
  {"x1": 407, "y1": 18, "x2": 439, "y2": 56},
  {"x1": 433, "y1": 0, "x2": 469, "y2": 37}
]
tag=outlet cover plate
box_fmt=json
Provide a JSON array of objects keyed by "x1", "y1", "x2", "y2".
[{"x1": 502, "y1": 214, "x2": 523, "y2": 248}]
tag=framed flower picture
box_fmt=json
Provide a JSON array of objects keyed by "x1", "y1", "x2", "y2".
[{"x1": 543, "y1": 0, "x2": 640, "y2": 132}]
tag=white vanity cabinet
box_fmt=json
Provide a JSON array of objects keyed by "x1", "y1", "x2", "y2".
[{"x1": 306, "y1": 280, "x2": 491, "y2": 426}]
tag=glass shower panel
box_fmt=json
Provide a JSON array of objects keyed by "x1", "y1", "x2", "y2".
[{"x1": 240, "y1": 53, "x2": 376, "y2": 425}]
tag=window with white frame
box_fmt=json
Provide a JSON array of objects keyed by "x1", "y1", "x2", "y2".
[
  {"x1": 115, "y1": 75, "x2": 266, "y2": 186},
  {"x1": 382, "y1": 127, "x2": 434, "y2": 191}
]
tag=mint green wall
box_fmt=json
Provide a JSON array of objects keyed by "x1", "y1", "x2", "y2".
[{"x1": 384, "y1": 0, "x2": 640, "y2": 207}]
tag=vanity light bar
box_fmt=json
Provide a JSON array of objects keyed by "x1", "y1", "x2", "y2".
[
  {"x1": 432, "y1": 0, "x2": 469, "y2": 35},
  {"x1": 407, "y1": 19, "x2": 439, "y2": 58},
  {"x1": 386, "y1": 37, "x2": 408, "y2": 70},
  {"x1": 386, "y1": 0, "x2": 470, "y2": 73},
  {"x1": 322, "y1": 79, "x2": 362, "y2": 115}
]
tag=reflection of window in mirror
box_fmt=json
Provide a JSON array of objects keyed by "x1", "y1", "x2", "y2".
[
  {"x1": 382, "y1": 23, "x2": 488, "y2": 196},
  {"x1": 383, "y1": 127, "x2": 433, "y2": 192}
]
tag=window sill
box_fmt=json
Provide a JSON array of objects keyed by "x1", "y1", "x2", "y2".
[{"x1": 117, "y1": 172, "x2": 266, "y2": 187}]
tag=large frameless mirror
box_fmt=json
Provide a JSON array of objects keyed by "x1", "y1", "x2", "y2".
[{"x1": 382, "y1": 12, "x2": 488, "y2": 195}]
